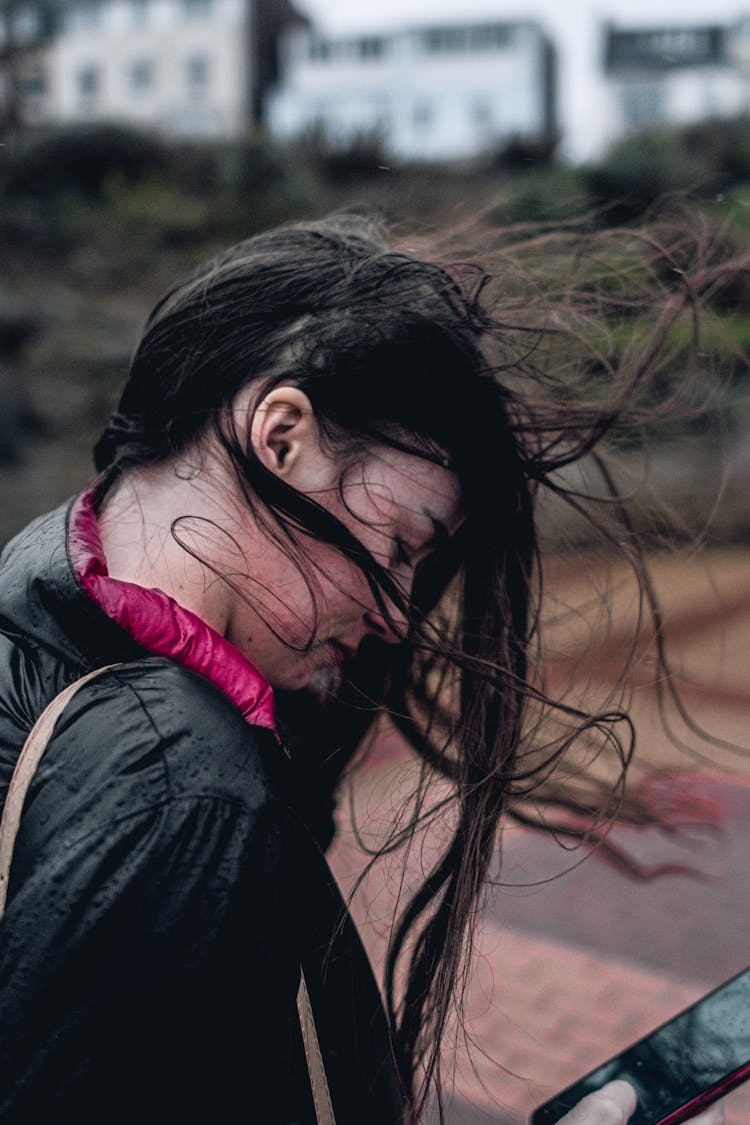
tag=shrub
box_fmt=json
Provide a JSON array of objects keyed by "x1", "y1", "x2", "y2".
[
  {"x1": 1, "y1": 123, "x2": 171, "y2": 201},
  {"x1": 484, "y1": 130, "x2": 561, "y2": 172},
  {"x1": 493, "y1": 167, "x2": 588, "y2": 225},
  {"x1": 680, "y1": 116, "x2": 750, "y2": 185},
  {"x1": 584, "y1": 129, "x2": 713, "y2": 224},
  {"x1": 99, "y1": 172, "x2": 216, "y2": 250},
  {"x1": 290, "y1": 124, "x2": 392, "y2": 183}
]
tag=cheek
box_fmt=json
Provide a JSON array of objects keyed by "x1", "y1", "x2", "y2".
[
  {"x1": 267, "y1": 551, "x2": 369, "y2": 642},
  {"x1": 317, "y1": 557, "x2": 371, "y2": 615}
]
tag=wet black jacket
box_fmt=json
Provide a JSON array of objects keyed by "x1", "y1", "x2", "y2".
[{"x1": 0, "y1": 502, "x2": 406, "y2": 1124}]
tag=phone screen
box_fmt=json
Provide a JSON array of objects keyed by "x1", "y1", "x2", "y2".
[{"x1": 530, "y1": 966, "x2": 750, "y2": 1124}]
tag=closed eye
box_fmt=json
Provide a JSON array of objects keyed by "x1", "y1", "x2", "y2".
[{"x1": 393, "y1": 536, "x2": 414, "y2": 568}]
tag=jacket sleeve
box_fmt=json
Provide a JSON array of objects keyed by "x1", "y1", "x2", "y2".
[{"x1": 0, "y1": 665, "x2": 306, "y2": 1124}]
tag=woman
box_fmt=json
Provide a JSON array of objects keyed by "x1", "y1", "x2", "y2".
[{"x1": 0, "y1": 215, "x2": 724, "y2": 1124}]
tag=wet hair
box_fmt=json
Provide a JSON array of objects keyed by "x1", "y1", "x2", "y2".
[{"x1": 93, "y1": 212, "x2": 743, "y2": 1118}]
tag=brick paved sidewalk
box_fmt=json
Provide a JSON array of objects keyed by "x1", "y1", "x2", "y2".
[
  {"x1": 329, "y1": 762, "x2": 750, "y2": 1124},
  {"x1": 445, "y1": 921, "x2": 750, "y2": 1124}
]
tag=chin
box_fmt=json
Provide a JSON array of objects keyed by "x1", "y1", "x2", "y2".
[
  {"x1": 264, "y1": 659, "x2": 330, "y2": 695},
  {"x1": 307, "y1": 663, "x2": 343, "y2": 703}
]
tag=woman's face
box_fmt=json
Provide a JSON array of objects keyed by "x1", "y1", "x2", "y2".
[{"x1": 223, "y1": 440, "x2": 462, "y2": 695}]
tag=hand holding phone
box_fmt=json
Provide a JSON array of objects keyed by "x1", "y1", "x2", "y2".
[
  {"x1": 552, "y1": 1082, "x2": 724, "y2": 1124},
  {"x1": 556, "y1": 1079, "x2": 636, "y2": 1122},
  {"x1": 530, "y1": 966, "x2": 750, "y2": 1124}
]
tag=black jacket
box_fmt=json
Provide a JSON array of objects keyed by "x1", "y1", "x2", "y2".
[{"x1": 0, "y1": 502, "x2": 406, "y2": 1124}]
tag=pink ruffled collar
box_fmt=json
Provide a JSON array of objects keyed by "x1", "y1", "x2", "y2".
[{"x1": 69, "y1": 490, "x2": 278, "y2": 737}]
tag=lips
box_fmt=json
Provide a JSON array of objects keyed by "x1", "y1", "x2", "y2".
[{"x1": 327, "y1": 639, "x2": 353, "y2": 667}]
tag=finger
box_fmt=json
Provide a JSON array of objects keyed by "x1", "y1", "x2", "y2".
[
  {"x1": 687, "y1": 1105, "x2": 724, "y2": 1125},
  {"x1": 557, "y1": 1080, "x2": 638, "y2": 1124}
]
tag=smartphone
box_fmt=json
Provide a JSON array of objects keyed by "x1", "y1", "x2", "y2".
[{"x1": 529, "y1": 965, "x2": 750, "y2": 1124}]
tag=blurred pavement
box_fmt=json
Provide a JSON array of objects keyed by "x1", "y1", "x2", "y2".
[
  {"x1": 331, "y1": 766, "x2": 750, "y2": 1125},
  {"x1": 455, "y1": 774, "x2": 750, "y2": 1124}
]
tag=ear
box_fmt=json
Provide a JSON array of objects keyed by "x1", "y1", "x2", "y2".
[{"x1": 249, "y1": 386, "x2": 321, "y2": 479}]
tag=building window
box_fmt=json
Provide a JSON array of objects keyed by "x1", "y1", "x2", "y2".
[
  {"x1": 308, "y1": 38, "x2": 332, "y2": 62},
  {"x1": 183, "y1": 0, "x2": 213, "y2": 18},
  {"x1": 186, "y1": 54, "x2": 210, "y2": 98},
  {"x1": 77, "y1": 1, "x2": 102, "y2": 30},
  {"x1": 358, "y1": 36, "x2": 385, "y2": 59},
  {"x1": 14, "y1": 7, "x2": 43, "y2": 41},
  {"x1": 422, "y1": 26, "x2": 469, "y2": 54},
  {"x1": 77, "y1": 64, "x2": 101, "y2": 109},
  {"x1": 130, "y1": 58, "x2": 155, "y2": 94},
  {"x1": 655, "y1": 30, "x2": 707, "y2": 55},
  {"x1": 469, "y1": 24, "x2": 512, "y2": 51},
  {"x1": 421, "y1": 23, "x2": 513, "y2": 54},
  {"x1": 607, "y1": 26, "x2": 724, "y2": 71},
  {"x1": 131, "y1": 0, "x2": 150, "y2": 25},
  {"x1": 620, "y1": 83, "x2": 665, "y2": 129}
]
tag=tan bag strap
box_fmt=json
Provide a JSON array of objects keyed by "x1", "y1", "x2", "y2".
[
  {"x1": 297, "y1": 969, "x2": 337, "y2": 1125},
  {"x1": 0, "y1": 664, "x2": 121, "y2": 917},
  {"x1": 0, "y1": 665, "x2": 336, "y2": 1125}
]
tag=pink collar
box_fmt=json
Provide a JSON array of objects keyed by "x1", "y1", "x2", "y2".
[{"x1": 69, "y1": 490, "x2": 278, "y2": 737}]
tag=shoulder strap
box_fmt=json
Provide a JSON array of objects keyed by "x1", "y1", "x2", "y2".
[
  {"x1": 0, "y1": 663, "x2": 121, "y2": 918},
  {"x1": 0, "y1": 662, "x2": 337, "y2": 1124},
  {"x1": 297, "y1": 970, "x2": 337, "y2": 1125}
]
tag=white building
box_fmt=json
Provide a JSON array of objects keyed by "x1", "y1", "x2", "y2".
[
  {"x1": 294, "y1": 0, "x2": 750, "y2": 163},
  {"x1": 267, "y1": 20, "x2": 555, "y2": 161},
  {"x1": 8, "y1": 0, "x2": 750, "y2": 160},
  {"x1": 601, "y1": 20, "x2": 750, "y2": 149},
  {"x1": 19, "y1": 0, "x2": 254, "y2": 139}
]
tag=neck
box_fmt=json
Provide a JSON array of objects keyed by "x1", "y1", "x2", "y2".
[{"x1": 97, "y1": 462, "x2": 241, "y2": 635}]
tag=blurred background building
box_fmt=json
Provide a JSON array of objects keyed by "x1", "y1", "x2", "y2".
[
  {"x1": 266, "y1": 20, "x2": 555, "y2": 161},
  {"x1": 602, "y1": 20, "x2": 750, "y2": 150},
  {"x1": 2, "y1": 0, "x2": 750, "y2": 159},
  {"x1": 30, "y1": 0, "x2": 253, "y2": 137},
  {"x1": 0, "y1": 0, "x2": 306, "y2": 139}
]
